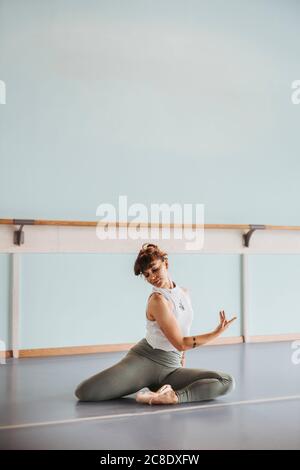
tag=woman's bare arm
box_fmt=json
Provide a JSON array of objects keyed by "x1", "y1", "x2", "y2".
[
  {"x1": 182, "y1": 310, "x2": 237, "y2": 351},
  {"x1": 148, "y1": 294, "x2": 237, "y2": 353}
]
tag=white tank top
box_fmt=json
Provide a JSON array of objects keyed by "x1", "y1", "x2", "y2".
[{"x1": 145, "y1": 281, "x2": 194, "y2": 352}]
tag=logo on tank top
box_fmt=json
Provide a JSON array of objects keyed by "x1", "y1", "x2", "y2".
[{"x1": 179, "y1": 299, "x2": 185, "y2": 310}]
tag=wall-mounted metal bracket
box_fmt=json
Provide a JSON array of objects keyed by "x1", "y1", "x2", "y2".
[
  {"x1": 13, "y1": 219, "x2": 35, "y2": 246},
  {"x1": 243, "y1": 224, "x2": 266, "y2": 247}
]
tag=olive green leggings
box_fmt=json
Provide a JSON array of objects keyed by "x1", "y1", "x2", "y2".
[{"x1": 75, "y1": 350, "x2": 235, "y2": 404}]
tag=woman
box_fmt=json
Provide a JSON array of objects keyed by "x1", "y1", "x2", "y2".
[{"x1": 75, "y1": 243, "x2": 237, "y2": 405}]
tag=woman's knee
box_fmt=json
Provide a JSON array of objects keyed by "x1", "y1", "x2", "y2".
[
  {"x1": 74, "y1": 381, "x2": 92, "y2": 401},
  {"x1": 74, "y1": 383, "x2": 84, "y2": 401}
]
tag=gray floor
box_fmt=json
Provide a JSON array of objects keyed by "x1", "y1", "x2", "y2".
[{"x1": 0, "y1": 341, "x2": 300, "y2": 449}]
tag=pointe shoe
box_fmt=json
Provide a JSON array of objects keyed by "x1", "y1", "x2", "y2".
[
  {"x1": 149, "y1": 388, "x2": 179, "y2": 406},
  {"x1": 136, "y1": 384, "x2": 172, "y2": 404}
]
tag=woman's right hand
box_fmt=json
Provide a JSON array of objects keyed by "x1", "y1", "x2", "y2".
[{"x1": 214, "y1": 310, "x2": 237, "y2": 335}]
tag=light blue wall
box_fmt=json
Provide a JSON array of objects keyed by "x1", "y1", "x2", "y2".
[
  {"x1": 2, "y1": 252, "x2": 300, "y2": 349},
  {"x1": 0, "y1": 1, "x2": 300, "y2": 349},
  {"x1": 249, "y1": 255, "x2": 300, "y2": 335},
  {"x1": 1, "y1": 0, "x2": 300, "y2": 222},
  {"x1": 17, "y1": 253, "x2": 241, "y2": 349}
]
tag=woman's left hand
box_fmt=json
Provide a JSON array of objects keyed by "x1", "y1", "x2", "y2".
[{"x1": 214, "y1": 310, "x2": 237, "y2": 335}]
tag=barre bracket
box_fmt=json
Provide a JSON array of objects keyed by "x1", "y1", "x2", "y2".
[
  {"x1": 243, "y1": 224, "x2": 266, "y2": 247},
  {"x1": 13, "y1": 219, "x2": 35, "y2": 246}
]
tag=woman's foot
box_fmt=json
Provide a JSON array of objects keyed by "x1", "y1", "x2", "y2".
[
  {"x1": 149, "y1": 388, "x2": 179, "y2": 405},
  {"x1": 136, "y1": 384, "x2": 172, "y2": 404}
]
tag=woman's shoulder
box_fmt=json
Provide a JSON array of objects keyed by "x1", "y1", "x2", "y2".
[
  {"x1": 146, "y1": 292, "x2": 169, "y2": 322},
  {"x1": 147, "y1": 291, "x2": 170, "y2": 304}
]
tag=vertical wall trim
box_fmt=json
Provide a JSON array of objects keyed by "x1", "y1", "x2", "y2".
[
  {"x1": 242, "y1": 254, "x2": 249, "y2": 343},
  {"x1": 12, "y1": 253, "x2": 20, "y2": 358}
]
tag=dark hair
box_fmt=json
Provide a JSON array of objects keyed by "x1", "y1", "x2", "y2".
[{"x1": 134, "y1": 243, "x2": 168, "y2": 276}]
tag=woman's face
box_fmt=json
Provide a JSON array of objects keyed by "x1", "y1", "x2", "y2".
[{"x1": 142, "y1": 258, "x2": 169, "y2": 287}]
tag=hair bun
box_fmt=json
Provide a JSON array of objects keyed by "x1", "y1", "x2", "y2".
[
  {"x1": 141, "y1": 243, "x2": 157, "y2": 251},
  {"x1": 134, "y1": 243, "x2": 168, "y2": 276}
]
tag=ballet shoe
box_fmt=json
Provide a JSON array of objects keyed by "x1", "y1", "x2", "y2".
[
  {"x1": 149, "y1": 388, "x2": 179, "y2": 406},
  {"x1": 136, "y1": 384, "x2": 172, "y2": 404}
]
